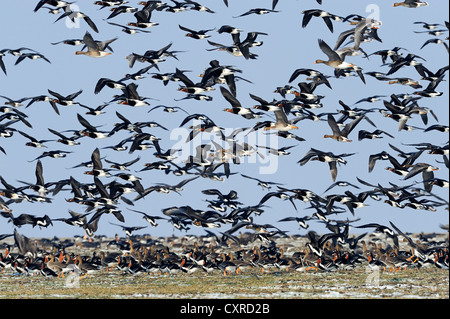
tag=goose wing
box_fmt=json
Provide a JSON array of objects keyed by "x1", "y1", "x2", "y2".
[
  {"x1": 82, "y1": 31, "x2": 100, "y2": 52},
  {"x1": 327, "y1": 114, "x2": 342, "y2": 135},
  {"x1": 318, "y1": 39, "x2": 341, "y2": 61}
]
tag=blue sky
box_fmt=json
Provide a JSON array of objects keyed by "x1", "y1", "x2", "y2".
[{"x1": 0, "y1": 0, "x2": 448, "y2": 239}]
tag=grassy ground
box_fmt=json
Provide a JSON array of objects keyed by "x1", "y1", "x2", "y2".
[{"x1": 1, "y1": 267, "x2": 447, "y2": 299}]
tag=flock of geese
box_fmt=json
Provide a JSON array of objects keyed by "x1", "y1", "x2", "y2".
[
  {"x1": 0, "y1": 0, "x2": 448, "y2": 277},
  {"x1": 1, "y1": 226, "x2": 449, "y2": 277}
]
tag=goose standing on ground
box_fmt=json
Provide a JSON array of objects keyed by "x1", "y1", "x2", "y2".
[
  {"x1": 75, "y1": 255, "x2": 99, "y2": 278},
  {"x1": 44, "y1": 254, "x2": 67, "y2": 277}
]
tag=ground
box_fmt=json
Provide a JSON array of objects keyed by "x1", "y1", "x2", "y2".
[
  {"x1": 0, "y1": 266, "x2": 447, "y2": 299},
  {"x1": 1, "y1": 233, "x2": 448, "y2": 299}
]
